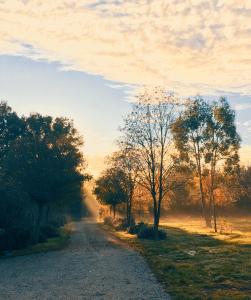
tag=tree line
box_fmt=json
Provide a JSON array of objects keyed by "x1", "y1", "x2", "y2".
[
  {"x1": 94, "y1": 88, "x2": 249, "y2": 239},
  {"x1": 0, "y1": 101, "x2": 89, "y2": 250}
]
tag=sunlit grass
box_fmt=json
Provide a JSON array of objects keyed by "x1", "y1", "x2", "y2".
[
  {"x1": 160, "y1": 216, "x2": 251, "y2": 245},
  {"x1": 105, "y1": 217, "x2": 251, "y2": 299}
]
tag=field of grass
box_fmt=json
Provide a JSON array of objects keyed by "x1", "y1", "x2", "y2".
[
  {"x1": 107, "y1": 217, "x2": 251, "y2": 300},
  {"x1": 0, "y1": 226, "x2": 71, "y2": 258}
]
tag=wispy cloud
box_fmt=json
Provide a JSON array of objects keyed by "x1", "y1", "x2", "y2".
[{"x1": 1, "y1": 1, "x2": 251, "y2": 95}]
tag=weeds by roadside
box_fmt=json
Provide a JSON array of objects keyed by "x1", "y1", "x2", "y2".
[{"x1": 0, "y1": 227, "x2": 71, "y2": 258}]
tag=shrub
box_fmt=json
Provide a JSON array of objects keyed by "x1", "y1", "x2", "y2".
[
  {"x1": 137, "y1": 225, "x2": 167, "y2": 240},
  {"x1": 111, "y1": 218, "x2": 128, "y2": 230},
  {"x1": 128, "y1": 221, "x2": 145, "y2": 234},
  {"x1": 103, "y1": 216, "x2": 113, "y2": 226},
  {"x1": 41, "y1": 226, "x2": 59, "y2": 238},
  {"x1": 0, "y1": 228, "x2": 33, "y2": 250},
  {"x1": 39, "y1": 225, "x2": 60, "y2": 242},
  {"x1": 128, "y1": 217, "x2": 136, "y2": 228}
]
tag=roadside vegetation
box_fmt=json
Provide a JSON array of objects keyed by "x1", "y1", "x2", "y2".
[
  {"x1": 104, "y1": 218, "x2": 251, "y2": 299},
  {"x1": 1, "y1": 227, "x2": 71, "y2": 258},
  {"x1": 0, "y1": 101, "x2": 90, "y2": 253},
  {"x1": 94, "y1": 88, "x2": 251, "y2": 298}
]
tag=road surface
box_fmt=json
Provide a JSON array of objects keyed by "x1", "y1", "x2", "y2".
[{"x1": 0, "y1": 218, "x2": 170, "y2": 300}]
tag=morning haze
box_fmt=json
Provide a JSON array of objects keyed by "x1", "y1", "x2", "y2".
[{"x1": 0, "y1": 1, "x2": 251, "y2": 299}]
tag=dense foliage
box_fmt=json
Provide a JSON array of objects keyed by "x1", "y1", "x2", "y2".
[
  {"x1": 94, "y1": 167, "x2": 127, "y2": 218},
  {"x1": 0, "y1": 101, "x2": 88, "y2": 250}
]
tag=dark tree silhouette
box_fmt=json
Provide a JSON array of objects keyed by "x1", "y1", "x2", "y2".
[
  {"x1": 0, "y1": 101, "x2": 89, "y2": 249},
  {"x1": 94, "y1": 168, "x2": 127, "y2": 218}
]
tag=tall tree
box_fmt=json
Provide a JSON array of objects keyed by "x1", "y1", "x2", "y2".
[
  {"x1": 0, "y1": 102, "x2": 88, "y2": 248},
  {"x1": 107, "y1": 148, "x2": 139, "y2": 226},
  {"x1": 120, "y1": 88, "x2": 180, "y2": 238},
  {"x1": 94, "y1": 168, "x2": 127, "y2": 218},
  {"x1": 205, "y1": 98, "x2": 240, "y2": 232},
  {"x1": 172, "y1": 97, "x2": 240, "y2": 229},
  {"x1": 172, "y1": 98, "x2": 213, "y2": 226}
]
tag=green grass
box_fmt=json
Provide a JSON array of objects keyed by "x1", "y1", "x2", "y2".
[
  {"x1": 105, "y1": 224, "x2": 251, "y2": 300},
  {"x1": 0, "y1": 227, "x2": 71, "y2": 258}
]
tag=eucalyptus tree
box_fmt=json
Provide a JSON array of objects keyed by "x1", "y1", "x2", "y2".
[
  {"x1": 204, "y1": 98, "x2": 240, "y2": 232},
  {"x1": 172, "y1": 98, "x2": 212, "y2": 226},
  {"x1": 120, "y1": 88, "x2": 180, "y2": 238},
  {"x1": 172, "y1": 97, "x2": 240, "y2": 230}
]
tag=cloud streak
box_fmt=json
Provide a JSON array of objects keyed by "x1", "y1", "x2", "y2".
[{"x1": 1, "y1": 0, "x2": 251, "y2": 95}]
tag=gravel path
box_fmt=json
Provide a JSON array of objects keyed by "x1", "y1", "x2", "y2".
[{"x1": 0, "y1": 218, "x2": 170, "y2": 300}]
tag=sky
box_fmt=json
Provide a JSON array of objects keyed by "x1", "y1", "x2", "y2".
[{"x1": 1, "y1": 0, "x2": 251, "y2": 176}]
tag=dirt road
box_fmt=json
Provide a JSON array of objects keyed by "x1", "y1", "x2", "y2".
[{"x1": 0, "y1": 219, "x2": 170, "y2": 300}]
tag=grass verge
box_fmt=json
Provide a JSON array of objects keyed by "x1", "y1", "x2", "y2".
[
  {"x1": 0, "y1": 227, "x2": 71, "y2": 258},
  {"x1": 103, "y1": 224, "x2": 251, "y2": 300}
]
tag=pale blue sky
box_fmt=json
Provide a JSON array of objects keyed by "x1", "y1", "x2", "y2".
[
  {"x1": 0, "y1": 55, "x2": 133, "y2": 175},
  {"x1": 1, "y1": 54, "x2": 251, "y2": 175}
]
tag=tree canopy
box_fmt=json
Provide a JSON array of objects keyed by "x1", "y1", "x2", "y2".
[{"x1": 0, "y1": 101, "x2": 89, "y2": 249}]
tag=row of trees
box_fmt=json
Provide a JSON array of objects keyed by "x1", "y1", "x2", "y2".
[
  {"x1": 0, "y1": 102, "x2": 89, "y2": 250},
  {"x1": 94, "y1": 89, "x2": 242, "y2": 238}
]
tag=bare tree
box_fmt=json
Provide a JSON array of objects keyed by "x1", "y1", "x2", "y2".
[{"x1": 120, "y1": 88, "x2": 180, "y2": 239}]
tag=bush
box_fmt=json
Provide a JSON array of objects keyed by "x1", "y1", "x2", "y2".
[
  {"x1": 128, "y1": 221, "x2": 145, "y2": 234},
  {"x1": 0, "y1": 228, "x2": 33, "y2": 250},
  {"x1": 0, "y1": 194, "x2": 35, "y2": 250},
  {"x1": 137, "y1": 225, "x2": 167, "y2": 240},
  {"x1": 41, "y1": 226, "x2": 59, "y2": 238},
  {"x1": 103, "y1": 216, "x2": 134, "y2": 231},
  {"x1": 103, "y1": 216, "x2": 113, "y2": 226},
  {"x1": 39, "y1": 225, "x2": 60, "y2": 242},
  {"x1": 113, "y1": 218, "x2": 130, "y2": 230}
]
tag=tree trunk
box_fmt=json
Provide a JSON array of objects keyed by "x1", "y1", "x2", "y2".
[
  {"x1": 127, "y1": 193, "x2": 133, "y2": 226},
  {"x1": 45, "y1": 205, "x2": 50, "y2": 225},
  {"x1": 209, "y1": 160, "x2": 217, "y2": 232},
  {"x1": 152, "y1": 192, "x2": 159, "y2": 239},
  {"x1": 33, "y1": 204, "x2": 43, "y2": 244},
  {"x1": 126, "y1": 198, "x2": 129, "y2": 223},
  {"x1": 153, "y1": 197, "x2": 161, "y2": 240},
  {"x1": 195, "y1": 142, "x2": 212, "y2": 228},
  {"x1": 113, "y1": 205, "x2": 116, "y2": 219},
  {"x1": 198, "y1": 173, "x2": 212, "y2": 227},
  {"x1": 212, "y1": 197, "x2": 217, "y2": 233},
  {"x1": 153, "y1": 217, "x2": 159, "y2": 240}
]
